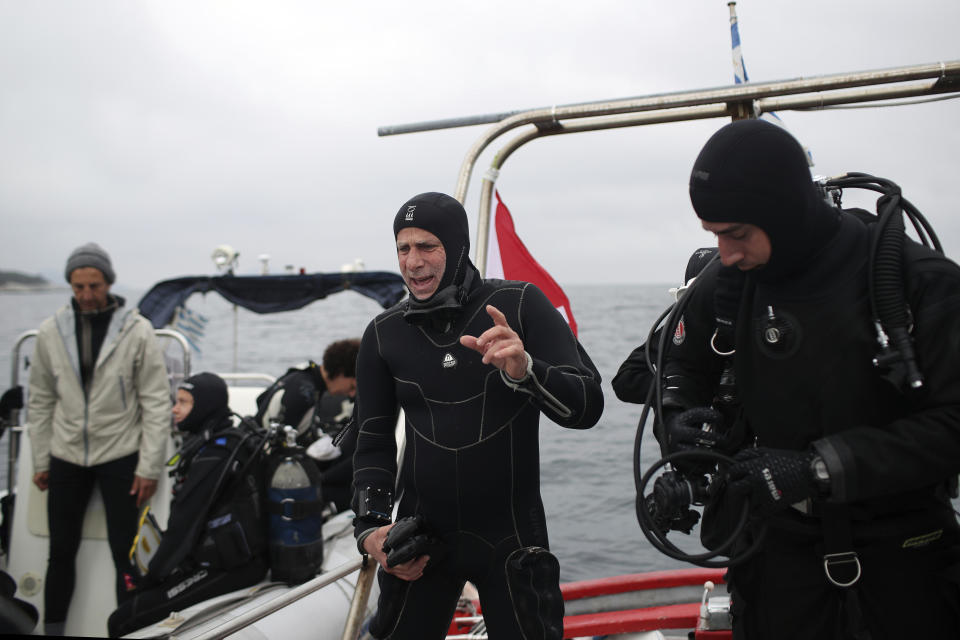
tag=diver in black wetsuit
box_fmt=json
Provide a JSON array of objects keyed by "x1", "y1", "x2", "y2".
[
  {"x1": 660, "y1": 119, "x2": 960, "y2": 638},
  {"x1": 107, "y1": 373, "x2": 267, "y2": 638},
  {"x1": 351, "y1": 192, "x2": 604, "y2": 640}
]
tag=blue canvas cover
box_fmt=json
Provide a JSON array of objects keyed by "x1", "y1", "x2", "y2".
[{"x1": 138, "y1": 272, "x2": 407, "y2": 329}]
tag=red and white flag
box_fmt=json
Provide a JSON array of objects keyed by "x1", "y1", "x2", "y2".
[{"x1": 486, "y1": 191, "x2": 578, "y2": 336}]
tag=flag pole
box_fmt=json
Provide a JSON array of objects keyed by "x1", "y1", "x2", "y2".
[
  {"x1": 728, "y1": 2, "x2": 746, "y2": 83},
  {"x1": 727, "y1": 1, "x2": 754, "y2": 119}
]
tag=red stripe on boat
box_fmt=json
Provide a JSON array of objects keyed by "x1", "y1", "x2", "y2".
[
  {"x1": 561, "y1": 568, "x2": 726, "y2": 601},
  {"x1": 563, "y1": 602, "x2": 700, "y2": 635}
]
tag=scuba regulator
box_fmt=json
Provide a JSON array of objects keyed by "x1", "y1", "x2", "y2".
[{"x1": 632, "y1": 260, "x2": 761, "y2": 568}]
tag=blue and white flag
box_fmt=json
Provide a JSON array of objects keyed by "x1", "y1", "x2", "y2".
[
  {"x1": 728, "y1": 2, "x2": 814, "y2": 167},
  {"x1": 173, "y1": 306, "x2": 208, "y2": 353},
  {"x1": 730, "y1": 6, "x2": 750, "y2": 85}
]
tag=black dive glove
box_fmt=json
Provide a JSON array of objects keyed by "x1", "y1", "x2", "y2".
[
  {"x1": 666, "y1": 407, "x2": 730, "y2": 453},
  {"x1": 726, "y1": 448, "x2": 817, "y2": 516},
  {"x1": 383, "y1": 515, "x2": 446, "y2": 568}
]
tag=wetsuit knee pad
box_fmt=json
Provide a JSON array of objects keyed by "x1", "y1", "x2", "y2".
[{"x1": 505, "y1": 546, "x2": 564, "y2": 640}]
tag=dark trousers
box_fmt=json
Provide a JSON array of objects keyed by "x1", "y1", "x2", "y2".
[
  {"x1": 107, "y1": 556, "x2": 268, "y2": 637},
  {"x1": 44, "y1": 453, "x2": 140, "y2": 624}
]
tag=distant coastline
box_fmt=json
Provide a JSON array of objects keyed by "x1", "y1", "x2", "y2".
[{"x1": 0, "y1": 270, "x2": 66, "y2": 293}]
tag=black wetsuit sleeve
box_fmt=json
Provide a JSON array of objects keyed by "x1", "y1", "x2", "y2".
[
  {"x1": 321, "y1": 424, "x2": 357, "y2": 485},
  {"x1": 351, "y1": 319, "x2": 401, "y2": 536},
  {"x1": 612, "y1": 333, "x2": 659, "y2": 404},
  {"x1": 813, "y1": 251, "x2": 960, "y2": 502},
  {"x1": 652, "y1": 266, "x2": 728, "y2": 449},
  {"x1": 145, "y1": 446, "x2": 230, "y2": 583},
  {"x1": 514, "y1": 283, "x2": 604, "y2": 429}
]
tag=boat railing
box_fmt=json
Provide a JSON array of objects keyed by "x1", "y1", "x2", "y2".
[
  {"x1": 218, "y1": 372, "x2": 276, "y2": 386},
  {"x1": 5, "y1": 330, "x2": 37, "y2": 499},
  {"x1": 378, "y1": 59, "x2": 960, "y2": 274},
  {"x1": 156, "y1": 329, "x2": 193, "y2": 382},
  {"x1": 183, "y1": 557, "x2": 367, "y2": 640}
]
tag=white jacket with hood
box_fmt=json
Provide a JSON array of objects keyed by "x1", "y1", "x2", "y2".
[{"x1": 28, "y1": 297, "x2": 172, "y2": 480}]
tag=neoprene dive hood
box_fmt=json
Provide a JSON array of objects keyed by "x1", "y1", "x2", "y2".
[
  {"x1": 393, "y1": 192, "x2": 481, "y2": 326},
  {"x1": 689, "y1": 119, "x2": 841, "y2": 283},
  {"x1": 177, "y1": 372, "x2": 231, "y2": 435}
]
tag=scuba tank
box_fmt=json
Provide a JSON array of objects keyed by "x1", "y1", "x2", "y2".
[{"x1": 266, "y1": 426, "x2": 326, "y2": 584}]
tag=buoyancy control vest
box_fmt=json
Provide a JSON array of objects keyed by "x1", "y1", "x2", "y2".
[
  {"x1": 193, "y1": 424, "x2": 268, "y2": 571},
  {"x1": 265, "y1": 426, "x2": 326, "y2": 584},
  {"x1": 149, "y1": 419, "x2": 269, "y2": 580},
  {"x1": 255, "y1": 361, "x2": 354, "y2": 447},
  {"x1": 256, "y1": 362, "x2": 324, "y2": 433}
]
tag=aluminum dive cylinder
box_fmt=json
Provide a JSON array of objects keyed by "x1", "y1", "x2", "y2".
[{"x1": 266, "y1": 426, "x2": 325, "y2": 584}]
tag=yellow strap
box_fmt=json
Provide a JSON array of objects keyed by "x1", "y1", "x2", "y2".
[{"x1": 128, "y1": 505, "x2": 152, "y2": 561}]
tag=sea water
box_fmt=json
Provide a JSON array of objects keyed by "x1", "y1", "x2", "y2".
[{"x1": 0, "y1": 283, "x2": 691, "y2": 581}]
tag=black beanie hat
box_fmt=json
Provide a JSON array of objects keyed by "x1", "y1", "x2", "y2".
[
  {"x1": 688, "y1": 119, "x2": 839, "y2": 282},
  {"x1": 176, "y1": 372, "x2": 230, "y2": 434},
  {"x1": 393, "y1": 192, "x2": 471, "y2": 299}
]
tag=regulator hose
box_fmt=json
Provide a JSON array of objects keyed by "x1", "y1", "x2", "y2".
[
  {"x1": 632, "y1": 258, "x2": 762, "y2": 567},
  {"x1": 825, "y1": 172, "x2": 943, "y2": 390}
]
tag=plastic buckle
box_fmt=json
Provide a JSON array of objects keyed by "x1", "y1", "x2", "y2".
[{"x1": 823, "y1": 551, "x2": 861, "y2": 587}]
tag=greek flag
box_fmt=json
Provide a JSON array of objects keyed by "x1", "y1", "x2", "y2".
[
  {"x1": 729, "y1": 2, "x2": 814, "y2": 166},
  {"x1": 730, "y1": 6, "x2": 749, "y2": 85},
  {"x1": 173, "y1": 306, "x2": 208, "y2": 353}
]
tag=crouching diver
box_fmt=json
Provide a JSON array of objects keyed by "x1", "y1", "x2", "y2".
[
  {"x1": 108, "y1": 373, "x2": 268, "y2": 637},
  {"x1": 640, "y1": 118, "x2": 960, "y2": 638},
  {"x1": 351, "y1": 192, "x2": 604, "y2": 639}
]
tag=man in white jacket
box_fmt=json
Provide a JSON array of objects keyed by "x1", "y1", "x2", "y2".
[{"x1": 28, "y1": 242, "x2": 172, "y2": 636}]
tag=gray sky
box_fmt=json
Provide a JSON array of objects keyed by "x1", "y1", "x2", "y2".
[{"x1": 1, "y1": 0, "x2": 958, "y2": 289}]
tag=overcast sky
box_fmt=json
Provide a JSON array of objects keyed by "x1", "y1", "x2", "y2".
[{"x1": 1, "y1": 0, "x2": 958, "y2": 290}]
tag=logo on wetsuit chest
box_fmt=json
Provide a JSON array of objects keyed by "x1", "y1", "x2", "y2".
[
  {"x1": 442, "y1": 352, "x2": 457, "y2": 368},
  {"x1": 673, "y1": 316, "x2": 686, "y2": 345}
]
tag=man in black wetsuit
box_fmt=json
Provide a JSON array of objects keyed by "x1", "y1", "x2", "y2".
[
  {"x1": 660, "y1": 119, "x2": 960, "y2": 638},
  {"x1": 351, "y1": 192, "x2": 604, "y2": 639}
]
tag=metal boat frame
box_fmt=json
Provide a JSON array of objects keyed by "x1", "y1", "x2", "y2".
[{"x1": 379, "y1": 60, "x2": 960, "y2": 277}]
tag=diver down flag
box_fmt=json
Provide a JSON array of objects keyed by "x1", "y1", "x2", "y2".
[{"x1": 486, "y1": 191, "x2": 578, "y2": 336}]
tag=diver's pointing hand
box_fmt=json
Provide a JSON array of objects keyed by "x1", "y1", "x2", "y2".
[{"x1": 460, "y1": 305, "x2": 528, "y2": 379}]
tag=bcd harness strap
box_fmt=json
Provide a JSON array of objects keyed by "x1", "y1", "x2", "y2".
[
  {"x1": 820, "y1": 502, "x2": 872, "y2": 640},
  {"x1": 820, "y1": 502, "x2": 861, "y2": 587}
]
